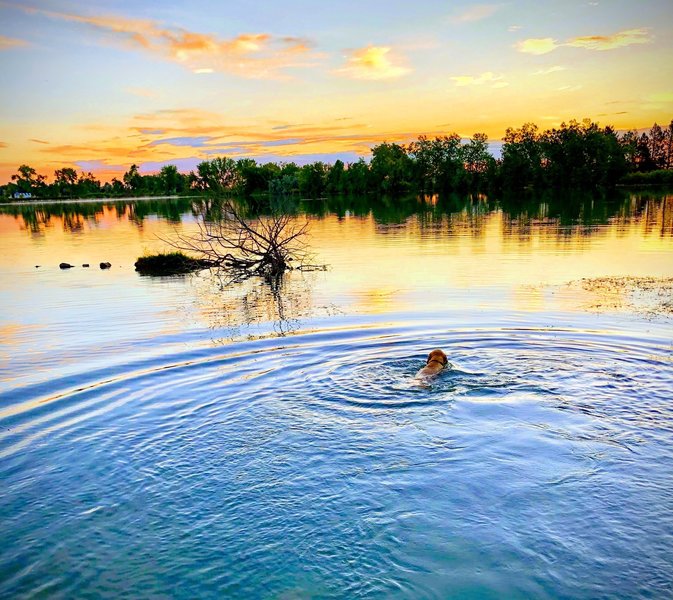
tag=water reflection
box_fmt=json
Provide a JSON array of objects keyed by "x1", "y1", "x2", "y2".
[
  {"x1": 0, "y1": 190, "x2": 671, "y2": 339},
  {"x1": 189, "y1": 268, "x2": 332, "y2": 339},
  {"x1": 2, "y1": 190, "x2": 672, "y2": 237},
  {"x1": 0, "y1": 197, "x2": 204, "y2": 234}
]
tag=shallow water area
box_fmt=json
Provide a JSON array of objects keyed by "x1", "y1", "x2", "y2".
[{"x1": 1, "y1": 193, "x2": 672, "y2": 598}]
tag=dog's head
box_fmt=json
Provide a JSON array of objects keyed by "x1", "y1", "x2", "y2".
[{"x1": 426, "y1": 348, "x2": 448, "y2": 367}]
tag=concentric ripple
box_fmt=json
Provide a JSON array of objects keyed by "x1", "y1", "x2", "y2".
[{"x1": 1, "y1": 320, "x2": 672, "y2": 599}]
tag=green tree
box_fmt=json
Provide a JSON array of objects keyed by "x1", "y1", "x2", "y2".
[
  {"x1": 76, "y1": 171, "x2": 101, "y2": 197},
  {"x1": 193, "y1": 157, "x2": 240, "y2": 193},
  {"x1": 370, "y1": 142, "x2": 412, "y2": 194},
  {"x1": 53, "y1": 167, "x2": 78, "y2": 197},
  {"x1": 541, "y1": 120, "x2": 626, "y2": 188},
  {"x1": 236, "y1": 158, "x2": 279, "y2": 196},
  {"x1": 11, "y1": 165, "x2": 46, "y2": 195},
  {"x1": 326, "y1": 159, "x2": 345, "y2": 194},
  {"x1": 157, "y1": 164, "x2": 185, "y2": 195},
  {"x1": 343, "y1": 159, "x2": 370, "y2": 195},
  {"x1": 460, "y1": 133, "x2": 494, "y2": 190},
  {"x1": 501, "y1": 123, "x2": 544, "y2": 188},
  {"x1": 298, "y1": 162, "x2": 328, "y2": 198},
  {"x1": 123, "y1": 164, "x2": 144, "y2": 194}
]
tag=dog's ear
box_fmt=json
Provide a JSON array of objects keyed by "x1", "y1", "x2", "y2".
[{"x1": 426, "y1": 352, "x2": 433, "y2": 364}]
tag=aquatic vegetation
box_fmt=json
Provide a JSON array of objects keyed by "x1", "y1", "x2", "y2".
[{"x1": 134, "y1": 251, "x2": 213, "y2": 275}]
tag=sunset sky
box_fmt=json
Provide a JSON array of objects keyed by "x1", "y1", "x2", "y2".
[{"x1": 1, "y1": 0, "x2": 672, "y2": 182}]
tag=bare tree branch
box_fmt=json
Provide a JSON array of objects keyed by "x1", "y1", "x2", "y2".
[{"x1": 164, "y1": 200, "x2": 324, "y2": 281}]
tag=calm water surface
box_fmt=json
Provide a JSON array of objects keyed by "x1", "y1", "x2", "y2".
[{"x1": 1, "y1": 193, "x2": 672, "y2": 598}]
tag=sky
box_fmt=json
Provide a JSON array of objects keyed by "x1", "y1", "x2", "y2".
[{"x1": 0, "y1": 0, "x2": 672, "y2": 183}]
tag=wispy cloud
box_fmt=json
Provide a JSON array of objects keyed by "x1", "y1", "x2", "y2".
[
  {"x1": 17, "y1": 6, "x2": 319, "y2": 79},
  {"x1": 0, "y1": 34, "x2": 28, "y2": 49},
  {"x1": 450, "y1": 4, "x2": 501, "y2": 23},
  {"x1": 336, "y1": 46, "x2": 410, "y2": 80},
  {"x1": 532, "y1": 65, "x2": 567, "y2": 75},
  {"x1": 0, "y1": 142, "x2": 7, "y2": 149},
  {"x1": 566, "y1": 28, "x2": 651, "y2": 51},
  {"x1": 149, "y1": 136, "x2": 215, "y2": 148},
  {"x1": 516, "y1": 28, "x2": 652, "y2": 54},
  {"x1": 508, "y1": 25, "x2": 522, "y2": 32},
  {"x1": 451, "y1": 72, "x2": 507, "y2": 88},
  {"x1": 29, "y1": 138, "x2": 49, "y2": 144}
]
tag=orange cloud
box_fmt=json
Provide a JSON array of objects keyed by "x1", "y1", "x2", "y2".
[
  {"x1": 517, "y1": 28, "x2": 652, "y2": 54},
  {"x1": 19, "y1": 7, "x2": 318, "y2": 79},
  {"x1": 336, "y1": 46, "x2": 410, "y2": 80},
  {"x1": 0, "y1": 34, "x2": 28, "y2": 49},
  {"x1": 566, "y1": 28, "x2": 651, "y2": 51}
]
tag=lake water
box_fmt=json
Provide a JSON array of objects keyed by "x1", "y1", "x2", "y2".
[{"x1": 1, "y1": 192, "x2": 672, "y2": 599}]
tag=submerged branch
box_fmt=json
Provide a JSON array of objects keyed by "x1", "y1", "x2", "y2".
[{"x1": 164, "y1": 200, "x2": 324, "y2": 281}]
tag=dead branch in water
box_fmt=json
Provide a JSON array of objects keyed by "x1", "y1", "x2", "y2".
[{"x1": 167, "y1": 200, "x2": 325, "y2": 281}]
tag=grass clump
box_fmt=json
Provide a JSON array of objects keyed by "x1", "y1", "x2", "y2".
[{"x1": 134, "y1": 251, "x2": 214, "y2": 276}]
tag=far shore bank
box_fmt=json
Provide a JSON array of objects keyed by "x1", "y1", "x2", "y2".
[{"x1": 0, "y1": 194, "x2": 205, "y2": 206}]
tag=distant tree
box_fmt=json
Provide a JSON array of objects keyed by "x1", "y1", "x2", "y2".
[
  {"x1": 541, "y1": 120, "x2": 626, "y2": 188},
  {"x1": 193, "y1": 157, "x2": 240, "y2": 193},
  {"x1": 269, "y1": 174, "x2": 298, "y2": 198},
  {"x1": 11, "y1": 165, "x2": 46, "y2": 195},
  {"x1": 298, "y1": 162, "x2": 328, "y2": 197},
  {"x1": 53, "y1": 167, "x2": 78, "y2": 197},
  {"x1": 461, "y1": 133, "x2": 494, "y2": 190},
  {"x1": 110, "y1": 178, "x2": 126, "y2": 195},
  {"x1": 157, "y1": 165, "x2": 181, "y2": 194},
  {"x1": 123, "y1": 164, "x2": 143, "y2": 194},
  {"x1": 76, "y1": 171, "x2": 101, "y2": 197},
  {"x1": 407, "y1": 134, "x2": 464, "y2": 192},
  {"x1": 370, "y1": 142, "x2": 412, "y2": 194},
  {"x1": 326, "y1": 159, "x2": 345, "y2": 194},
  {"x1": 236, "y1": 158, "x2": 279, "y2": 197},
  {"x1": 343, "y1": 159, "x2": 370, "y2": 195},
  {"x1": 647, "y1": 121, "x2": 673, "y2": 170},
  {"x1": 501, "y1": 123, "x2": 544, "y2": 188}
]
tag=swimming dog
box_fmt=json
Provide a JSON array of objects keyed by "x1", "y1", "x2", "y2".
[{"x1": 416, "y1": 348, "x2": 449, "y2": 378}]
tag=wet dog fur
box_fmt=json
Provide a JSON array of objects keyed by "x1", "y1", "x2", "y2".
[{"x1": 416, "y1": 348, "x2": 448, "y2": 378}]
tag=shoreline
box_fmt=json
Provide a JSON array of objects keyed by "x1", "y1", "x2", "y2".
[{"x1": 0, "y1": 194, "x2": 203, "y2": 207}]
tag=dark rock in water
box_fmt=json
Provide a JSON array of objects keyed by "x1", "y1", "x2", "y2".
[
  {"x1": 59, "y1": 263, "x2": 74, "y2": 269},
  {"x1": 100, "y1": 262, "x2": 112, "y2": 269},
  {"x1": 134, "y1": 252, "x2": 214, "y2": 276},
  {"x1": 82, "y1": 263, "x2": 90, "y2": 268},
  {"x1": 35, "y1": 265, "x2": 40, "y2": 268}
]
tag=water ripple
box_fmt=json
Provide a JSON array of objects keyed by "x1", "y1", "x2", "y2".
[{"x1": 1, "y1": 321, "x2": 672, "y2": 598}]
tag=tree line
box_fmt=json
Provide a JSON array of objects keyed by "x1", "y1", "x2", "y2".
[{"x1": 2, "y1": 119, "x2": 671, "y2": 201}]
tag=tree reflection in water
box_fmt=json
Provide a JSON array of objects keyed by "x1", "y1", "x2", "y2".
[{"x1": 189, "y1": 267, "x2": 333, "y2": 340}]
